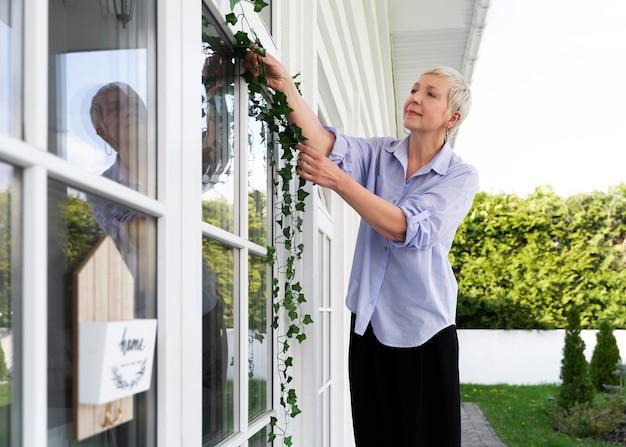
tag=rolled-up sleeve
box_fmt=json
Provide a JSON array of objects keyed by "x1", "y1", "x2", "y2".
[
  {"x1": 390, "y1": 168, "x2": 479, "y2": 249},
  {"x1": 323, "y1": 126, "x2": 383, "y2": 188}
]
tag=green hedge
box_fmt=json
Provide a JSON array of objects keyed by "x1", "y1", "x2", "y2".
[{"x1": 452, "y1": 185, "x2": 626, "y2": 329}]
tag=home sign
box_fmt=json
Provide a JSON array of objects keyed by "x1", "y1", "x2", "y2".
[{"x1": 79, "y1": 319, "x2": 157, "y2": 404}]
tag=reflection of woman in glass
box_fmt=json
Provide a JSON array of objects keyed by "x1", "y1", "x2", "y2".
[
  {"x1": 202, "y1": 52, "x2": 233, "y2": 191},
  {"x1": 90, "y1": 80, "x2": 230, "y2": 441},
  {"x1": 89, "y1": 82, "x2": 147, "y2": 274},
  {"x1": 201, "y1": 53, "x2": 231, "y2": 441}
]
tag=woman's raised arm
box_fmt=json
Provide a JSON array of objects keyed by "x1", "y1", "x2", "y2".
[{"x1": 243, "y1": 50, "x2": 335, "y2": 157}]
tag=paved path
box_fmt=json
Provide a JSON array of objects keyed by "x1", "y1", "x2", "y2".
[{"x1": 461, "y1": 402, "x2": 507, "y2": 447}]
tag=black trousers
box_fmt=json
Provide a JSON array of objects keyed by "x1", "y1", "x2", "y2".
[{"x1": 348, "y1": 314, "x2": 461, "y2": 447}]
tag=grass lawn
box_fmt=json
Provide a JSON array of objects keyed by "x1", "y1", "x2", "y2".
[{"x1": 461, "y1": 384, "x2": 620, "y2": 447}]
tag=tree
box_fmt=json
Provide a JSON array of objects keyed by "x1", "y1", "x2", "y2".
[
  {"x1": 558, "y1": 306, "x2": 594, "y2": 408},
  {"x1": 590, "y1": 320, "x2": 621, "y2": 391}
]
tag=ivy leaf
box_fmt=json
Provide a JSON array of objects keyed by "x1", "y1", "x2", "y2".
[
  {"x1": 229, "y1": 0, "x2": 239, "y2": 10},
  {"x1": 285, "y1": 435, "x2": 293, "y2": 446},
  {"x1": 270, "y1": 416, "x2": 278, "y2": 426},
  {"x1": 268, "y1": 432, "x2": 277, "y2": 442},
  {"x1": 285, "y1": 356, "x2": 293, "y2": 367},
  {"x1": 298, "y1": 189, "x2": 310, "y2": 201},
  {"x1": 290, "y1": 406, "x2": 302, "y2": 418},
  {"x1": 296, "y1": 333, "x2": 307, "y2": 343},
  {"x1": 303, "y1": 314, "x2": 313, "y2": 325},
  {"x1": 254, "y1": 0, "x2": 269, "y2": 12},
  {"x1": 225, "y1": 12, "x2": 238, "y2": 25}
]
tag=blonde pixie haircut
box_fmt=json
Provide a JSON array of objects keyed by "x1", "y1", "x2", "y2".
[{"x1": 420, "y1": 66, "x2": 472, "y2": 136}]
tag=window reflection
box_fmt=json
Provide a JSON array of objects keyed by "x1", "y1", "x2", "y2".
[
  {"x1": 248, "y1": 254, "x2": 271, "y2": 422},
  {"x1": 248, "y1": 104, "x2": 269, "y2": 246},
  {"x1": 47, "y1": 180, "x2": 156, "y2": 446},
  {"x1": 0, "y1": 162, "x2": 20, "y2": 446},
  {"x1": 202, "y1": 238, "x2": 236, "y2": 445},
  {"x1": 248, "y1": 426, "x2": 269, "y2": 446},
  {"x1": 201, "y1": 6, "x2": 236, "y2": 233},
  {"x1": 48, "y1": 0, "x2": 156, "y2": 197},
  {"x1": 0, "y1": 0, "x2": 19, "y2": 135}
]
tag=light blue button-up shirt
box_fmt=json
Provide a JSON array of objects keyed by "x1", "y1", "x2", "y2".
[{"x1": 324, "y1": 126, "x2": 479, "y2": 348}]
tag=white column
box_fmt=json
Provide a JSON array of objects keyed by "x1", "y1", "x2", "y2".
[
  {"x1": 23, "y1": 0, "x2": 48, "y2": 150},
  {"x1": 22, "y1": 166, "x2": 47, "y2": 447},
  {"x1": 180, "y1": 0, "x2": 203, "y2": 444},
  {"x1": 156, "y1": 0, "x2": 184, "y2": 444}
]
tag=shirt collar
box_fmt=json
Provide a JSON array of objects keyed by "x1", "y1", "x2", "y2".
[{"x1": 384, "y1": 136, "x2": 453, "y2": 177}]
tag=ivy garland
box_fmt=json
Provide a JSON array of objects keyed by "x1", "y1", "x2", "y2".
[{"x1": 204, "y1": 1, "x2": 314, "y2": 445}]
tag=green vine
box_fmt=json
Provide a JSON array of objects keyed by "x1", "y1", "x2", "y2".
[{"x1": 205, "y1": 2, "x2": 314, "y2": 445}]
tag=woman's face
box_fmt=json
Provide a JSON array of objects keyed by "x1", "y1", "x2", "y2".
[
  {"x1": 95, "y1": 88, "x2": 132, "y2": 149},
  {"x1": 402, "y1": 73, "x2": 454, "y2": 135}
]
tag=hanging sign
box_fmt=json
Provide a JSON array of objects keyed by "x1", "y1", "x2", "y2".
[{"x1": 79, "y1": 319, "x2": 157, "y2": 404}]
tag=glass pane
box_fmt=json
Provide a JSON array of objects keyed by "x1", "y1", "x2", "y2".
[
  {"x1": 247, "y1": 105, "x2": 269, "y2": 246},
  {"x1": 47, "y1": 180, "x2": 157, "y2": 446},
  {"x1": 202, "y1": 238, "x2": 236, "y2": 445},
  {"x1": 248, "y1": 254, "x2": 271, "y2": 422},
  {"x1": 48, "y1": 0, "x2": 157, "y2": 198},
  {"x1": 248, "y1": 426, "x2": 269, "y2": 447},
  {"x1": 0, "y1": 0, "x2": 20, "y2": 136},
  {"x1": 0, "y1": 162, "x2": 20, "y2": 446},
  {"x1": 201, "y1": 6, "x2": 236, "y2": 233}
]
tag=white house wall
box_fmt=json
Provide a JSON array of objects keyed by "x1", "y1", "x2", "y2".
[{"x1": 276, "y1": 1, "x2": 396, "y2": 446}]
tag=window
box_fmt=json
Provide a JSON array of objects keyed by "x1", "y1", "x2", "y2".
[
  {"x1": 0, "y1": 161, "x2": 21, "y2": 446},
  {"x1": 202, "y1": 5, "x2": 274, "y2": 445},
  {"x1": 202, "y1": 6, "x2": 237, "y2": 233},
  {"x1": 48, "y1": 0, "x2": 157, "y2": 198},
  {"x1": 0, "y1": 0, "x2": 21, "y2": 136},
  {"x1": 248, "y1": 426, "x2": 270, "y2": 446},
  {"x1": 47, "y1": 181, "x2": 157, "y2": 446},
  {"x1": 202, "y1": 237, "x2": 236, "y2": 444}
]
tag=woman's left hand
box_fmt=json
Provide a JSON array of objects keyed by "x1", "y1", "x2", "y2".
[{"x1": 296, "y1": 143, "x2": 344, "y2": 191}]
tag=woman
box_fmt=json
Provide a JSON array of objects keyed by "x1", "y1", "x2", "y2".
[{"x1": 244, "y1": 52, "x2": 478, "y2": 446}]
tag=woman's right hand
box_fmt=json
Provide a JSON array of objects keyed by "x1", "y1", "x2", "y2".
[{"x1": 243, "y1": 48, "x2": 292, "y2": 92}]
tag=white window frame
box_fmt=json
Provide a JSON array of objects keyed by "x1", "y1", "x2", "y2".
[
  {"x1": 0, "y1": 0, "x2": 284, "y2": 445},
  {"x1": 192, "y1": 2, "x2": 282, "y2": 446}
]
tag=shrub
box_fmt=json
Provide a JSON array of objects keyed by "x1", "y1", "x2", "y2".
[
  {"x1": 558, "y1": 306, "x2": 594, "y2": 408},
  {"x1": 590, "y1": 320, "x2": 621, "y2": 391},
  {"x1": 546, "y1": 394, "x2": 626, "y2": 439}
]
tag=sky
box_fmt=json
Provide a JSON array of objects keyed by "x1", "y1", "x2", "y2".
[{"x1": 454, "y1": 0, "x2": 626, "y2": 197}]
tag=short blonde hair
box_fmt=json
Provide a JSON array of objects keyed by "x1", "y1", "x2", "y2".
[
  {"x1": 90, "y1": 82, "x2": 145, "y2": 130},
  {"x1": 420, "y1": 66, "x2": 472, "y2": 136}
]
